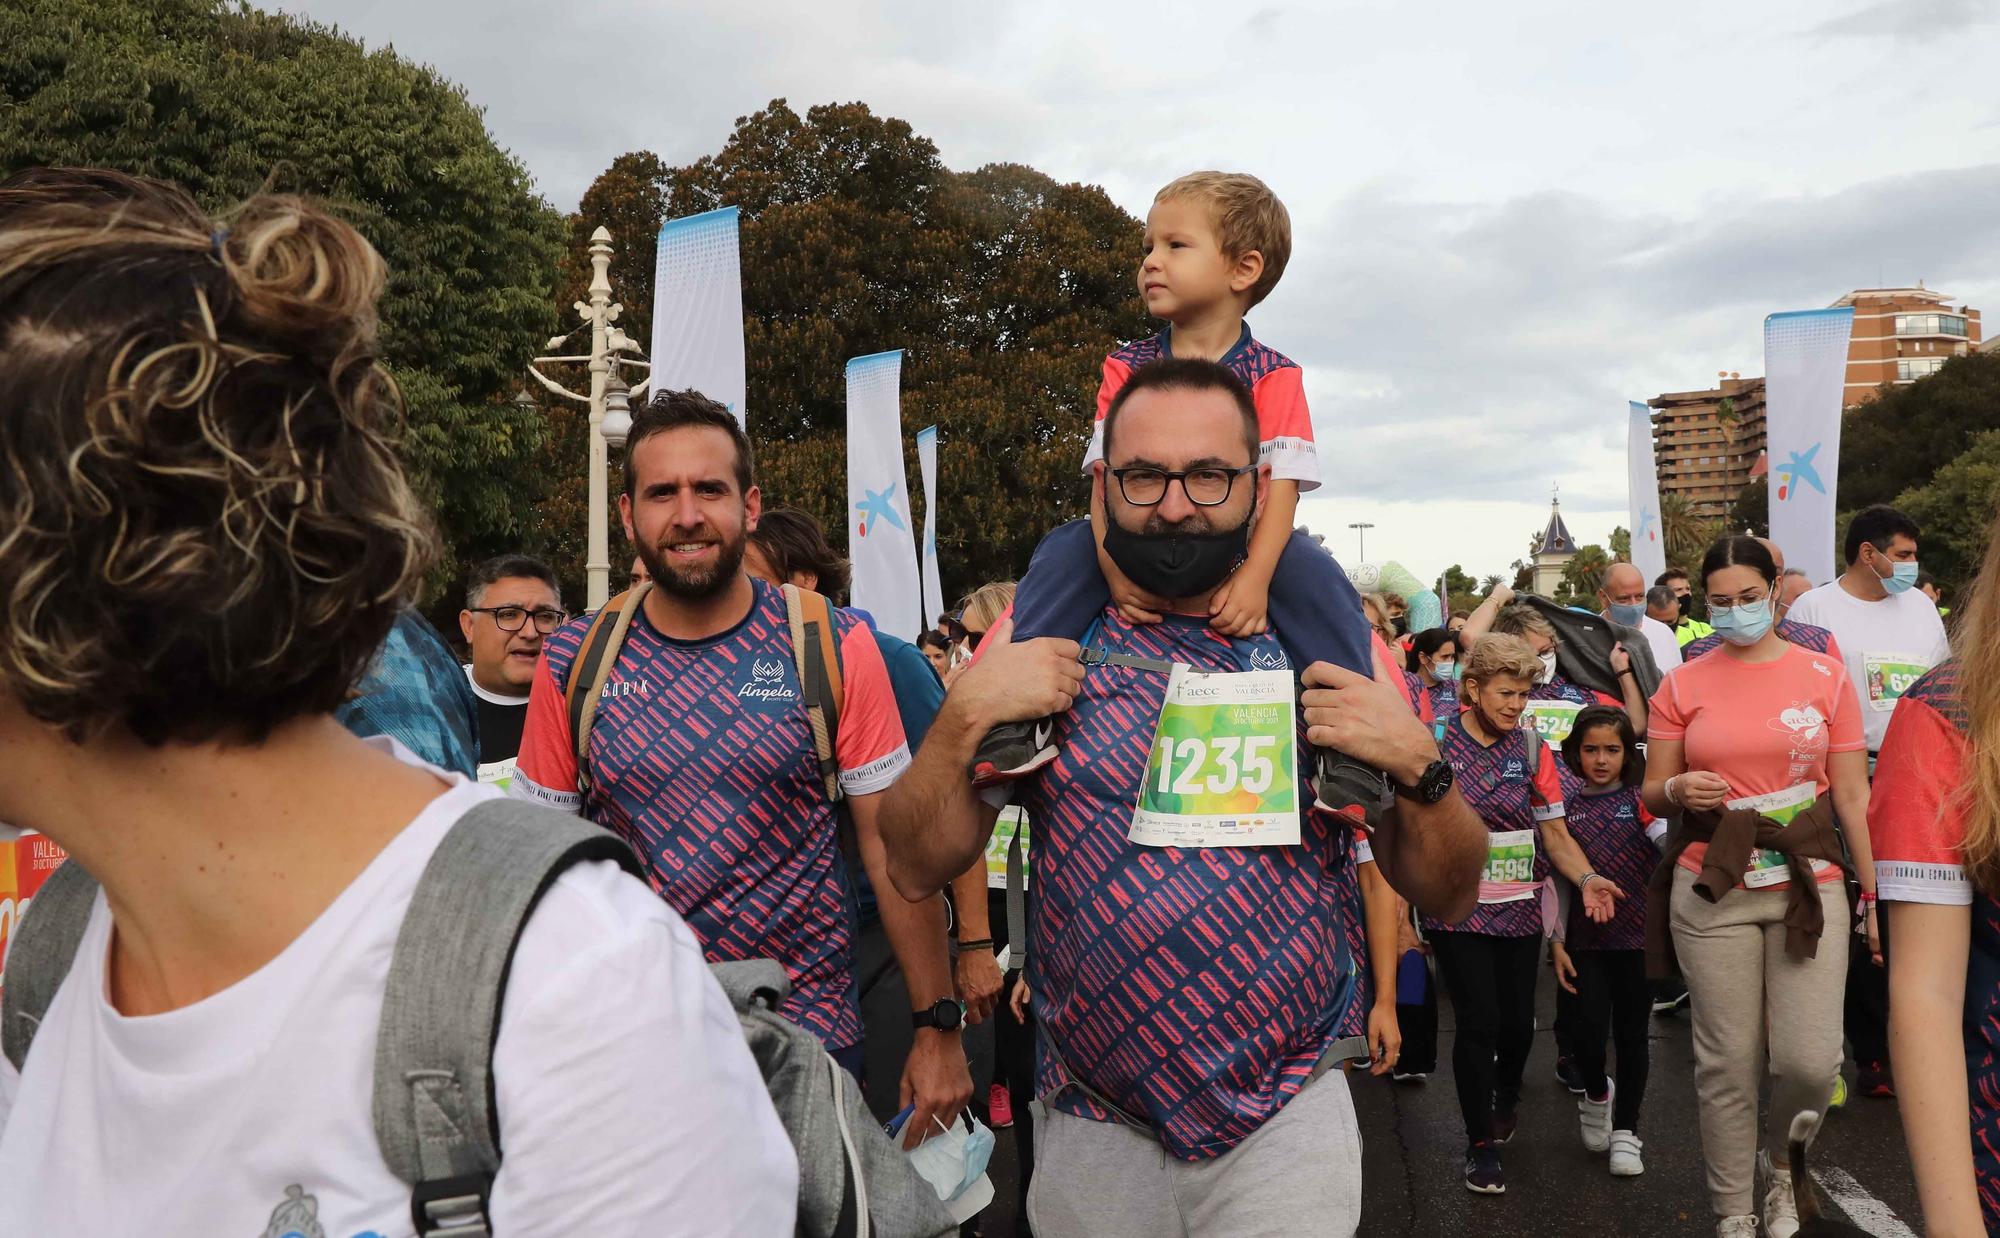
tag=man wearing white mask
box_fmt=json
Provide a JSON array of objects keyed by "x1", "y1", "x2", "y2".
[{"x1": 1785, "y1": 503, "x2": 1948, "y2": 1102}]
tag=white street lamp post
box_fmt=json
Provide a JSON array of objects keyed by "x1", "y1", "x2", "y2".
[
  {"x1": 526, "y1": 226, "x2": 651, "y2": 611},
  {"x1": 1348, "y1": 521, "x2": 1375, "y2": 563}
]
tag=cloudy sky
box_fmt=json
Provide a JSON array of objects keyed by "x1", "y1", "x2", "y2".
[{"x1": 282, "y1": 0, "x2": 2000, "y2": 585}]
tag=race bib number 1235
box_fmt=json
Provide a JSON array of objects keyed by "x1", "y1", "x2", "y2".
[{"x1": 1129, "y1": 667, "x2": 1301, "y2": 849}]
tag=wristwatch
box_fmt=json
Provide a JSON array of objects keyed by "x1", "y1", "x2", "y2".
[
  {"x1": 911, "y1": 999, "x2": 966, "y2": 1032},
  {"x1": 1393, "y1": 758, "x2": 1454, "y2": 805}
]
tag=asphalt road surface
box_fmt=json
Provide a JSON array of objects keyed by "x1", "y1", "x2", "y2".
[{"x1": 970, "y1": 976, "x2": 1919, "y2": 1236}]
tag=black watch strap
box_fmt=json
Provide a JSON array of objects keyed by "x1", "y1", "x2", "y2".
[
  {"x1": 911, "y1": 999, "x2": 964, "y2": 1031},
  {"x1": 1394, "y1": 758, "x2": 1453, "y2": 804}
]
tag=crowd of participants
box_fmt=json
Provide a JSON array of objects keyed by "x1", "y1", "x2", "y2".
[{"x1": 0, "y1": 160, "x2": 1993, "y2": 1238}]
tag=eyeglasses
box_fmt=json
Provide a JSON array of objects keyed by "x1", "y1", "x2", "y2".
[
  {"x1": 1108, "y1": 466, "x2": 1254, "y2": 507},
  {"x1": 469, "y1": 605, "x2": 568, "y2": 634},
  {"x1": 1706, "y1": 591, "x2": 1770, "y2": 614}
]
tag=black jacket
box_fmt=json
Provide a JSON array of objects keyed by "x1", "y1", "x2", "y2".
[{"x1": 1519, "y1": 594, "x2": 1665, "y2": 705}]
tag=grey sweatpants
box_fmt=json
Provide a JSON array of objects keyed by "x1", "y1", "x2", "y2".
[
  {"x1": 1670, "y1": 866, "x2": 1849, "y2": 1218},
  {"x1": 1025, "y1": 1071, "x2": 1362, "y2": 1238}
]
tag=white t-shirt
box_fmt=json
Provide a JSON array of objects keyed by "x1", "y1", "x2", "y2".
[
  {"x1": 0, "y1": 744, "x2": 797, "y2": 1238},
  {"x1": 1787, "y1": 579, "x2": 1950, "y2": 753},
  {"x1": 1636, "y1": 615, "x2": 1684, "y2": 674}
]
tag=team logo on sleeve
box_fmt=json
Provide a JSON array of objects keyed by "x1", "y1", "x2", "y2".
[{"x1": 736, "y1": 656, "x2": 800, "y2": 705}]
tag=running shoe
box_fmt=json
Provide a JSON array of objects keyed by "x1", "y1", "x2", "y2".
[
  {"x1": 1714, "y1": 1217, "x2": 1757, "y2": 1237},
  {"x1": 1555, "y1": 1055, "x2": 1586, "y2": 1094},
  {"x1": 969, "y1": 718, "x2": 1058, "y2": 787},
  {"x1": 1463, "y1": 1142, "x2": 1505, "y2": 1195},
  {"x1": 1651, "y1": 982, "x2": 1690, "y2": 1016},
  {"x1": 1311, "y1": 748, "x2": 1392, "y2": 827},
  {"x1": 1857, "y1": 1060, "x2": 1895, "y2": 1098},
  {"x1": 1492, "y1": 1106, "x2": 1519, "y2": 1145},
  {"x1": 1578, "y1": 1079, "x2": 1614, "y2": 1153},
  {"x1": 1391, "y1": 1069, "x2": 1430, "y2": 1084},
  {"x1": 1608, "y1": 1130, "x2": 1645, "y2": 1177},
  {"x1": 987, "y1": 1082, "x2": 1013, "y2": 1130},
  {"x1": 1828, "y1": 1072, "x2": 1849, "y2": 1110},
  {"x1": 1759, "y1": 1149, "x2": 1800, "y2": 1238}
]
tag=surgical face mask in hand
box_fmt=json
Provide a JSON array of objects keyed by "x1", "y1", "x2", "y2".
[
  {"x1": 1711, "y1": 598, "x2": 1774, "y2": 646},
  {"x1": 903, "y1": 1112, "x2": 996, "y2": 1223}
]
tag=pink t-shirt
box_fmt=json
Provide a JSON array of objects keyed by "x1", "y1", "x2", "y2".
[{"x1": 1647, "y1": 642, "x2": 1864, "y2": 887}]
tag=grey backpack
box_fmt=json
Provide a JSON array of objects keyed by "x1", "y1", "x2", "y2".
[{"x1": 0, "y1": 799, "x2": 954, "y2": 1238}]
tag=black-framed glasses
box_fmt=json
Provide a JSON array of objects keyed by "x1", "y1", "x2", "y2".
[
  {"x1": 1109, "y1": 466, "x2": 1255, "y2": 507},
  {"x1": 469, "y1": 605, "x2": 568, "y2": 634}
]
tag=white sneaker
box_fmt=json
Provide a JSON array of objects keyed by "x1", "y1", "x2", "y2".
[
  {"x1": 1578, "y1": 1078, "x2": 1614, "y2": 1153},
  {"x1": 1608, "y1": 1130, "x2": 1644, "y2": 1176},
  {"x1": 1760, "y1": 1149, "x2": 1800, "y2": 1238},
  {"x1": 1716, "y1": 1216, "x2": 1758, "y2": 1237}
]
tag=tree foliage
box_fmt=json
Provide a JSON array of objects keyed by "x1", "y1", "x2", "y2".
[
  {"x1": 1842, "y1": 351, "x2": 2000, "y2": 511},
  {"x1": 0, "y1": 0, "x2": 567, "y2": 599},
  {"x1": 564, "y1": 101, "x2": 1152, "y2": 600},
  {"x1": 1894, "y1": 428, "x2": 2000, "y2": 596}
]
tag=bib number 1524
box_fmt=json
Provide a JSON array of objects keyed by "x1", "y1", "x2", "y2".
[{"x1": 1152, "y1": 734, "x2": 1279, "y2": 797}]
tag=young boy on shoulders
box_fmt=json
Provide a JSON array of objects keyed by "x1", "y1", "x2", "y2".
[{"x1": 985, "y1": 172, "x2": 1373, "y2": 805}]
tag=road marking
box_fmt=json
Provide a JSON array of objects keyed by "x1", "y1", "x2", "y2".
[{"x1": 1812, "y1": 1165, "x2": 1915, "y2": 1237}]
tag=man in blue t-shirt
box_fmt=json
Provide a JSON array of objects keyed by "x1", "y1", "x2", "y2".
[{"x1": 880, "y1": 357, "x2": 1487, "y2": 1237}]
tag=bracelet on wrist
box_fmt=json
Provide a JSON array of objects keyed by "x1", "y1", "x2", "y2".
[
  {"x1": 956, "y1": 937, "x2": 995, "y2": 952},
  {"x1": 1579, "y1": 872, "x2": 1599, "y2": 889},
  {"x1": 1664, "y1": 774, "x2": 1683, "y2": 806}
]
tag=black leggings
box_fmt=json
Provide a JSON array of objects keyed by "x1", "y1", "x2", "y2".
[
  {"x1": 1431, "y1": 930, "x2": 1541, "y2": 1144},
  {"x1": 1572, "y1": 948, "x2": 1650, "y2": 1132}
]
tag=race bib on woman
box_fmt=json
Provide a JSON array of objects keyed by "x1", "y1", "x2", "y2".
[
  {"x1": 1478, "y1": 829, "x2": 1540, "y2": 903},
  {"x1": 1130, "y1": 666, "x2": 1300, "y2": 849}
]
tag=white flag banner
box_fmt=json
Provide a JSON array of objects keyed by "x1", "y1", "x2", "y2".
[
  {"x1": 650, "y1": 206, "x2": 747, "y2": 426},
  {"x1": 846, "y1": 351, "x2": 922, "y2": 640},
  {"x1": 1765, "y1": 308, "x2": 1854, "y2": 585},
  {"x1": 916, "y1": 425, "x2": 945, "y2": 633},
  {"x1": 1627, "y1": 400, "x2": 1667, "y2": 584}
]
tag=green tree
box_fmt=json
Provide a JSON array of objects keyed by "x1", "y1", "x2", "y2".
[
  {"x1": 1608, "y1": 526, "x2": 1631, "y2": 561},
  {"x1": 1894, "y1": 428, "x2": 2000, "y2": 595},
  {"x1": 0, "y1": 0, "x2": 566, "y2": 599},
  {"x1": 566, "y1": 103, "x2": 1151, "y2": 597},
  {"x1": 1558, "y1": 544, "x2": 1611, "y2": 605},
  {"x1": 1841, "y1": 350, "x2": 2000, "y2": 510},
  {"x1": 1723, "y1": 476, "x2": 1770, "y2": 538},
  {"x1": 1660, "y1": 493, "x2": 1716, "y2": 574}
]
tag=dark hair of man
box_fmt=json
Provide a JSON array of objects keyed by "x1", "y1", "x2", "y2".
[
  {"x1": 1412, "y1": 627, "x2": 1455, "y2": 660},
  {"x1": 1843, "y1": 504, "x2": 1921, "y2": 566},
  {"x1": 1917, "y1": 571, "x2": 1938, "y2": 591},
  {"x1": 1699, "y1": 535, "x2": 1778, "y2": 590},
  {"x1": 1656, "y1": 567, "x2": 1689, "y2": 587},
  {"x1": 1560, "y1": 703, "x2": 1644, "y2": 787},
  {"x1": 465, "y1": 553, "x2": 562, "y2": 609},
  {"x1": 915, "y1": 630, "x2": 950, "y2": 654},
  {"x1": 749, "y1": 507, "x2": 853, "y2": 601},
  {"x1": 621, "y1": 388, "x2": 754, "y2": 498},
  {"x1": 1645, "y1": 584, "x2": 1677, "y2": 610},
  {"x1": 1101, "y1": 357, "x2": 1259, "y2": 467}
]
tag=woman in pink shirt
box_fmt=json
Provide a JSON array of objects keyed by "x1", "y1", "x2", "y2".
[{"x1": 1640, "y1": 536, "x2": 1875, "y2": 1238}]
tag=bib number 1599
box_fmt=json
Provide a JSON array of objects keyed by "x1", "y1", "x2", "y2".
[{"x1": 1153, "y1": 735, "x2": 1279, "y2": 797}]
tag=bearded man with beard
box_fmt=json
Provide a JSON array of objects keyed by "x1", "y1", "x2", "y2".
[
  {"x1": 879, "y1": 358, "x2": 1488, "y2": 1237},
  {"x1": 511, "y1": 389, "x2": 971, "y2": 1140}
]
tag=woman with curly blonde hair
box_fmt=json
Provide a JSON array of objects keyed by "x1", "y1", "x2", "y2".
[{"x1": 0, "y1": 169, "x2": 793, "y2": 1234}]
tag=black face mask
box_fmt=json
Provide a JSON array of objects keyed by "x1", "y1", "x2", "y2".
[
  {"x1": 1101, "y1": 515, "x2": 1249, "y2": 601},
  {"x1": 1391, "y1": 616, "x2": 1409, "y2": 637},
  {"x1": 1676, "y1": 593, "x2": 1690, "y2": 618}
]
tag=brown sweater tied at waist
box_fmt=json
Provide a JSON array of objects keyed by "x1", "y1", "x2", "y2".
[{"x1": 1644, "y1": 795, "x2": 1850, "y2": 979}]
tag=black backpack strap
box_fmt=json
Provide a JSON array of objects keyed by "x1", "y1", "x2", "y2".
[
  {"x1": 371, "y1": 798, "x2": 642, "y2": 1237},
  {"x1": 1, "y1": 858, "x2": 101, "y2": 1071}
]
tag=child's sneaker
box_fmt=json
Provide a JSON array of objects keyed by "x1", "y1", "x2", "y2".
[
  {"x1": 1578, "y1": 1079, "x2": 1614, "y2": 1153},
  {"x1": 1312, "y1": 748, "x2": 1392, "y2": 825},
  {"x1": 970, "y1": 719, "x2": 1058, "y2": 787},
  {"x1": 1608, "y1": 1130, "x2": 1644, "y2": 1176},
  {"x1": 1463, "y1": 1142, "x2": 1505, "y2": 1194},
  {"x1": 987, "y1": 1083, "x2": 1014, "y2": 1130},
  {"x1": 1555, "y1": 1055, "x2": 1586, "y2": 1094},
  {"x1": 1492, "y1": 1105, "x2": 1519, "y2": 1145}
]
